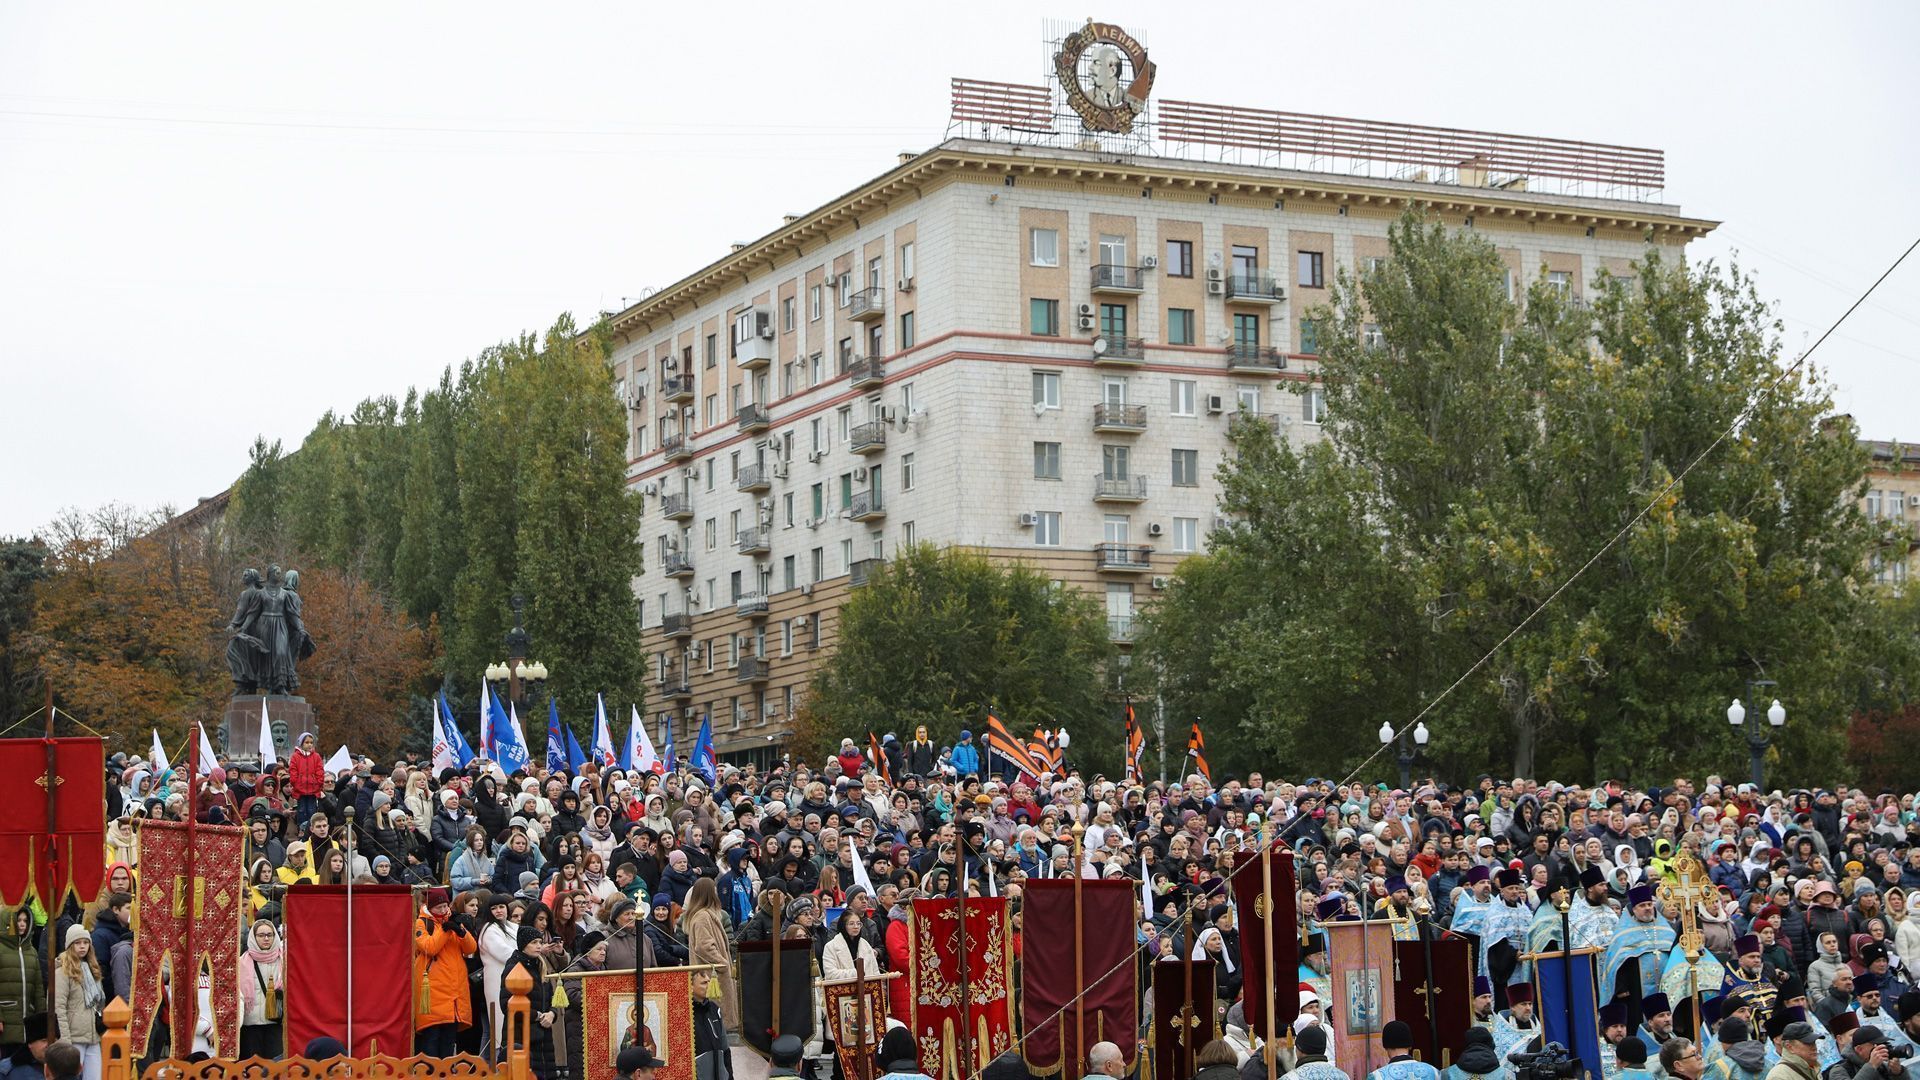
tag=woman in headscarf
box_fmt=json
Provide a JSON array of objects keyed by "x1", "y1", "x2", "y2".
[
  {"x1": 821, "y1": 908, "x2": 879, "y2": 982},
  {"x1": 581, "y1": 804, "x2": 617, "y2": 861},
  {"x1": 1192, "y1": 924, "x2": 1241, "y2": 1017},
  {"x1": 104, "y1": 813, "x2": 140, "y2": 869},
  {"x1": 238, "y1": 919, "x2": 285, "y2": 1060}
]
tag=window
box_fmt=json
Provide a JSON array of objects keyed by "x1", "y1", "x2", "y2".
[
  {"x1": 729, "y1": 451, "x2": 739, "y2": 482},
  {"x1": 1031, "y1": 371, "x2": 1061, "y2": 409},
  {"x1": 837, "y1": 338, "x2": 853, "y2": 372},
  {"x1": 1099, "y1": 303, "x2": 1128, "y2": 338},
  {"x1": 729, "y1": 570, "x2": 742, "y2": 602},
  {"x1": 1102, "y1": 445, "x2": 1131, "y2": 479},
  {"x1": 1363, "y1": 323, "x2": 1384, "y2": 351},
  {"x1": 704, "y1": 518, "x2": 717, "y2": 551},
  {"x1": 783, "y1": 492, "x2": 795, "y2": 528},
  {"x1": 1232, "y1": 245, "x2": 1259, "y2": 280},
  {"x1": 899, "y1": 241, "x2": 915, "y2": 283},
  {"x1": 705, "y1": 334, "x2": 718, "y2": 369},
  {"x1": 839, "y1": 473, "x2": 853, "y2": 510},
  {"x1": 837, "y1": 406, "x2": 852, "y2": 443},
  {"x1": 1171, "y1": 449, "x2": 1199, "y2": 487},
  {"x1": 809, "y1": 284, "x2": 823, "y2": 321},
  {"x1": 1165, "y1": 239, "x2": 1194, "y2": 278},
  {"x1": 810, "y1": 483, "x2": 824, "y2": 521},
  {"x1": 1300, "y1": 319, "x2": 1321, "y2": 355},
  {"x1": 782, "y1": 555, "x2": 796, "y2": 592},
  {"x1": 810, "y1": 417, "x2": 826, "y2": 456},
  {"x1": 867, "y1": 256, "x2": 883, "y2": 290},
  {"x1": 1170, "y1": 379, "x2": 1196, "y2": 417},
  {"x1": 899, "y1": 382, "x2": 915, "y2": 415},
  {"x1": 1868, "y1": 491, "x2": 1883, "y2": 519},
  {"x1": 1888, "y1": 490, "x2": 1908, "y2": 522},
  {"x1": 1503, "y1": 269, "x2": 1516, "y2": 300},
  {"x1": 837, "y1": 272, "x2": 853, "y2": 307},
  {"x1": 811, "y1": 547, "x2": 823, "y2": 583},
  {"x1": 1033, "y1": 441, "x2": 1062, "y2": 479},
  {"x1": 1172, "y1": 516, "x2": 1199, "y2": 553},
  {"x1": 1167, "y1": 308, "x2": 1195, "y2": 345},
  {"x1": 867, "y1": 323, "x2": 883, "y2": 358},
  {"x1": 782, "y1": 297, "x2": 796, "y2": 332},
  {"x1": 1035, "y1": 511, "x2": 1062, "y2": 547},
  {"x1": 1363, "y1": 256, "x2": 1386, "y2": 276},
  {"x1": 902, "y1": 452, "x2": 916, "y2": 491},
  {"x1": 1236, "y1": 385, "x2": 1260, "y2": 414},
  {"x1": 782, "y1": 361, "x2": 797, "y2": 397},
  {"x1": 1030, "y1": 227, "x2": 1059, "y2": 267},
  {"x1": 1030, "y1": 298, "x2": 1060, "y2": 336},
  {"x1": 839, "y1": 538, "x2": 853, "y2": 573},
  {"x1": 902, "y1": 521, "x2": 915, "y2": 546},
  {"x1": 781, "y1": 618, "x2": 794, "y2": 656},
  {"x1": 809, "y1": 353, "x2": 824, "y2": 385},
  {"x1": 1297, "y1": 250, "x2": 1325, "y2": 288},
  {"x1": 1547, "y1": 270, "x2": 1572, "y2": 296},
  {"x1": 1233, "y1": 313, "x2": 1260, "y2": 350},
  {"x1": 704, "y1": 459, "x2": 715, "y2": 491},
  {"x1": 899, "y1": 311, "x2": 916, "y2": 349},
  {"x1": 1303, "y1": 386, "x2": 1328, "y2": 424},
  {"x1": 705, "y1": 636, "x2": 715, "y2": 673}
]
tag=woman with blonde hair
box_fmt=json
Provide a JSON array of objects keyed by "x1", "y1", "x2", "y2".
[
  {"x1": 54, "y1": 925, "x2": 104, "y2": 1079},
  {"x1": 680, "y1": 878, "x2": 738, "y2": 1029}
]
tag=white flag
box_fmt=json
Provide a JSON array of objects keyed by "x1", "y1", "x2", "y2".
[
  {"x1": 592, "y1": 695, "x2": 618, "y2": 768},
  {"x1": 150, "y1": 728, "x2": 170, "y2": 774},
  {"x1": 195, "y1": 722, "x2": 219, "y2": 776},
  {"x1": 1141, "y1": 850, "x2": 1153, "y2": 917},
  {"x1": 325, "y1": 745, "x2": 353, "y2": 775},
  {"x1": 848, "y1": 838, "x2": 874, "y2": 896},
  {"x1": 630, "y1": 705, "x2": 661, "y2": 775},
  {"x1": 258, "y1": 699, "x2": 277, "y2": 767}
]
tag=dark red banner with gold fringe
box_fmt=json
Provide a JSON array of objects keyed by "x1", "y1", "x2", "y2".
[
  {"x1": 1153, "y1": 957, "x2": 1219, "y2": 1080},
  {"x1": 284, "y1": 884, "x2": 418, "y2": 1057},
  {"x1": 823, "y1": 973, "x2": 893, "y2": 1080},
  {"x1": 1230, "y1": 843, "x2": 1300, "y2": 1040},
  {"x1": 0, "y1": 736, "x2": 105, "y2": 908},
  {"x1": 126, "y1": 817, "x2": 245, "y2": 1057},
  {"x1": 908, "y1": 896, "x2": 1013, "y2": 1080},
  {"x1": 1021, "y1": 879, "x2": 1138, "y2": 1079}
]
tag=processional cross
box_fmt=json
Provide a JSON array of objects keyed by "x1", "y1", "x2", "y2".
[{"x1": 1655, "y1": 850, "x2": 1717, "y2": 1030}]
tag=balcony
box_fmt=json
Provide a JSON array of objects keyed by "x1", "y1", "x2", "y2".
[
  {"x1": 848, "y1": 287, "x2": 886, "y2": 323},
  {"x1": 662, "y1": 492, "x2": 693, "y2": 521},
  {"x1": 848, "y1": 355, "x2": 885, "y2": 388},
  {"x1": 664, "y1": 552, "x2": 695, "y2": 579},
  {"x1": 736, "y1": 403, "x2": 770, "y2": 433},
  {"x1": 850, "y1": 421, "x2": 888, "y2": 455},
  {"x1": 735, "y1": 593, "x2": 769, "y2": 619},
  {"x1": 737, "y1": 526, "x2": 771, "y2": 556},
  {"x1": 662, "y1": 612, "x2": 694, "y2": 639},
  {"x1": 1108, "y1": 615, "x2": 1136, "y2": 642},
  {"x1": 1226, "y1": 343, "x2": 1288, "y2": 373},
  {"x1": 1092, "y1": 402, "x2": 1148, "y2": 435},
  {"x1": 663, "y1": 373, "x2": 695, "y2": 403},
  {"x1": 737, "y1": 656, "x2": 770, "y2": 684},
  {"x1": 848, "y1": 490, "x2": 885, "y2": 521},
  {"x1": 1093, "y1": 474, "x2": 1148, "y2": 503},
  {"x1": 1090, "y1": 263, "x2": 1146, "y2": 294},
  {"x1": 733, "y1": 335, "x2": 773, "y2": 371},
  {"x1": 849, "y1": 557, "x2": 886, "y2": 588},
  {"x1": 737, "y1": 464, "x2": 771, "y2": 493},
  {"x1": 661, "y1": 678, "x2": 693, "y2": 701},
  {"x1": 662, "y1": 435, "x2": 692, "y2": 463},
  {"x1": 1225, "y1": 274, "x2": 1286, "y2": 304},
  {"x1": 1092, "y1": 336, "x2": 1146, "y2": 366},
  {"x1": 1094, "y1": 544, "x2": 1153, "y2": 573}
]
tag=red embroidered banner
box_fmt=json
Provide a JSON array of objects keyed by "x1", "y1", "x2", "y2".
[
  {"x1": 1324, "y1": 919, "x2": 1399, "y2": 1078},
  {"x1": 284, "y1": 885, "x2": 418, "y2": 1057},
  {"x1": 1021, "y1": 880, "x2": 1138, "y2": 1079},
  {"x1": 1153, "y1": 957, "x2": 1219, "y2": 1080},
  {"x1": 126, "y1": 818, "x2": 246, "y2": 1057},
  {"x1": 575, "y1": 967, "x2": 697, "y2": 1080},
  {"x1": 908, "y1": 897, "x2": 1013, "y2": 1080},
  {"x1": 823, "y1": 973, "x2": 894, "y2": 1080},
  {"x1": 0, "y1": 737, "x2": 106, "y2": 908},
  {"x1": 1230, "y1": 844, "x2": 1300, "y2": 1039}
]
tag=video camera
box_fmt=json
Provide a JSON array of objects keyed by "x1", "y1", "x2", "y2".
[{"x1": 1508, "y1": 1043, "x2": 1581, "y2": 1080}]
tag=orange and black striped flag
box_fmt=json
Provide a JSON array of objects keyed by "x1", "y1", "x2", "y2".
[
  {"x1": 1124, "y1": 702, "x2": 1145, "y2": 782},
  {"x1": 1027, "y1": 727, "x2": 1062, "y2": 775},
  {"x1": 867, "y1": 731, "x2": 892, "y2": 785},
  {"x1": 984, "y1": 712, "x2": 1042, "y2": 780},
  {"x1": 1187, "y1": 719, "x2": 1210, "y2": 781}
]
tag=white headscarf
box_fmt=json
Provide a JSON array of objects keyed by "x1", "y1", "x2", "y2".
[{"x1": 1192, "y1": 926, "x2": 1236, "y2": 973}]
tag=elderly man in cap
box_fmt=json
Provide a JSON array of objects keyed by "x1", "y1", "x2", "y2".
[
  {"x1": 1824, "y1": 1025, "x2": 1906, "y2": 1080},
  {"x1": 1763, "y1": 1022, "x2": 1823, "y2": 1080}
]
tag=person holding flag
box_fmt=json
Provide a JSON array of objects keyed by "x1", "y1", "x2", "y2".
[{"x1": 592, "y1": 695, "x2": 619, "y2": 769}]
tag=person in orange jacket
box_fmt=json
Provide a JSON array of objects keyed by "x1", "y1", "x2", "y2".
[{"x1": 415, "y1": 888, "x2": 477, "y2": 1057}]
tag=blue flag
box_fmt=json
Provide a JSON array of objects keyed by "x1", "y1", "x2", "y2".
[
  {"x1": 661, "y1": 714, "x2": 676, "y2": 774},
  {"x1": 546, "y1": 700, "x2": 569, "y2": 775},
  {"x1": 488, "y1": 689, "x2": 530, "y2": 774},
  {"x1": 1536, "y1": 948, "x2": 1605, "y2": 1080},
  {"x1": 435, "y1": 692, "x2": 476, "y2": 769},
  {"x1": 563, "y1": 718, "x2": 587, "y2": 773},
  {"x1": 689, "y1": 714, "x2": 718, "y2": 785}
]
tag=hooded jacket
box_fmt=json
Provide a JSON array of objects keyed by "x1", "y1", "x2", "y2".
[{"x1": 0, "y1": 905, "x2": 45, "y2": 1038}]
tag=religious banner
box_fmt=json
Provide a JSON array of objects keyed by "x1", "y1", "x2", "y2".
[
  {"x1": 126, "y1": 817, "x2": 246, "y2": 1057},
  {"x1": 1532, "y1": 947, "x2": 1605, "y2": 1080},
  {"x1": 0, "y1": 736, "x2": 106, "y2": 908},
  {"x1": 1322, "y1": 919, "x2": 1397, "y2": 1079},
  {"x1": 909, "y1": 896, "x2": 1014, "y2": 1080},
  {"x1": 739, "y1": 939, "x2": 816, "y2": 1054},
  {"x1": 1021, "y1": 879, "x2": 1139, "y2": 1079},
  {"x1": 571, "y1": 966, "x2": 698, "y2": 1080},
  {"x1": 822, "y1": 972, "x2": 895, "y2": 1080},
  {"x1": 284, "y1": 884, "x2": 417, "y2": 1057},
  {"x1": 1152, "y1": 957, "x2": 1218, "y2": 1080},
  {"x1": 1228, "y1": 843, "x2": 1299, "y2": 1040},
  {"x1": 1393, "y1": 933, "x2": 1470, "y2": 1067}
]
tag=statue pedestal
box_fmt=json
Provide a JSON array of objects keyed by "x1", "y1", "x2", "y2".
[{"x1": 223, "y1": 695, "x2": 316, "y2": 763}]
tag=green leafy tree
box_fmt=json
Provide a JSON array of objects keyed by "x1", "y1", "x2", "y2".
[
  {"x1": 0, "y1": 538, "x2": 51, "y2": 723},
  {"x1": 796, "y1": 544, "x2": 1117, "y2": 768}
]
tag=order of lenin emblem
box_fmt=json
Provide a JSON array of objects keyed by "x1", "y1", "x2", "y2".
[{"x1": 1054, "y1": 21, "x2": 1156, "y2": 133}]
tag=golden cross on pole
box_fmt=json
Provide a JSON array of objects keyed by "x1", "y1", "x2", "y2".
[{"x1": 1655, "y1": 850, "x2": 1716, "y2": 1036}]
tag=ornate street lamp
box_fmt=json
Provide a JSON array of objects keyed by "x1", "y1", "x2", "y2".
[{"x1": 1726, "y1": 680, "x2": 1784, "y2": 791}]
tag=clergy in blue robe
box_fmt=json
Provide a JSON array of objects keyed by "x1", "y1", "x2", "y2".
[
  {"x1": 1602, "y1": 885, "x2": 1676, "y2": 1012},
  {"x1": 1367, "y1": 1020, "x2": 1442, "y2": 1080}
]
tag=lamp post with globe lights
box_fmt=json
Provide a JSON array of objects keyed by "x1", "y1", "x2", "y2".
[
  {"x1": 1726, "y1": 679, "x2": 1783, "y2": 791},
  {"x1": 1379, "y1": 720, "x2": 1430, "y2": 789},
  {"x1": 485, "y1": 595, "x2": 550, "y2": 711}
]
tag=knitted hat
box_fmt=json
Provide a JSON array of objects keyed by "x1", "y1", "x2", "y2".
[
  {"x1": 1296, "y1": 1024, "x2": 1328, "y2": 1056},
  {"x1": 1381, "y1": 1020, "x2": 1414, "y2": 1050},
  {"x1": 1617, "y1": 1037, "x2": 1648, "y2": 1066}
]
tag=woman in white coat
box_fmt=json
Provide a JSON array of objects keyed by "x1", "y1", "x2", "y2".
[
  {"x1": 477, "y1": 893, "x2": 520, "y2": 1059},
  {"x1": 822, "y1": 910, "x2": 880, "y2": 982}
]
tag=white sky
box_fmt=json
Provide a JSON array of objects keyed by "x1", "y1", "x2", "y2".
[{"x1": 4, "y1": 3, "x2": 1917, "y2": 536}]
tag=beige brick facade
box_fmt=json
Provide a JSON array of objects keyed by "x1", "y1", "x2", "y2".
[{"x1": 1863, "y1": 440, "x2": 1920, "y2": 589}]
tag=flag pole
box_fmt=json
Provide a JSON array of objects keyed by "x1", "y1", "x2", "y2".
[
  {"x1": 345, "y1": 805, "x2": 358, "y2": 1053},
  {"x1": 182, "y1": 718, "x2": 202, "y2": 1057},
  {"x1": 42, "y1": 685, "x2": 60, "y2": 1040},
  {"x1": 1071, "y1": 821, "x2": 1087, "y2": 1080},
  {"x1": 769, "y1": 893, "x2": 786, "y2": 1041}
]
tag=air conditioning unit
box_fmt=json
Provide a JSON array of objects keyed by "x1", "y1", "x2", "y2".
[
  {"x1": 758, "y1": 499, "x2": 774, "y2": 513},
  {"x1": 897, "y1": 277, "x2": 915, "y2": 293},
  {"x1": 1147, "y1": 522, "x2": 1164, "y2": 537},
  {"x1": 877, "y1": 406, "x2": 896, "y2": 423},
  {"x1": 807, "y1": 450, "x2": 825, "y2": 463},
  {"x1": 1206, "y1": 394, "x2": 1226, "y2": 414},
  {"x1": 1151, "y1": 576, "x2": 1170, "y2": 591},
  {"x1": 627, "y1": 388, "x2": 646, "y2": 409},
  {"x1": 1909, "y1": 495, "x2": 1920, "y2": 508},
  {"x1": 1076, "y1": 313, "x2": 1097, "y2": 332},
  {"x1": 688, "y1": 641, "x2": 704, "y2": 658},
  {"x1": 853, "y1": 466, "x2": 869, "y2": 481},
  {"x1": 759, "y1": 326, "x2": 775, "y2": 340},
  {"x1": 1206, "y1": 278, "x2": 1225, "y2": 297},
  {"x1": 1141, "y1": 255, "x2": 1158, "y2": 270},
  {"x1": 1077, "y1": 303, "x2": 1095, "y2": 317},
  {"x1": 1205, "y1": 267, "x2": 1223, "y2": 282},
  {"x1": 642, "y1": 482, "x2": 658, "y2": 496},
  {"x1": 773, "y1": 462, "x2": 789, "y2": 479},
  {"x1": 1017, "y1": 512, "x2": 1038, "y2": 528},
  {"x1": 805, "y1": 516, "x2": 820, "y2": 530}
]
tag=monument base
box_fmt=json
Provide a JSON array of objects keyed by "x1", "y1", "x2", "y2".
[{"x1": 222, "y1": 695, "x2": 316, "y2": 763}]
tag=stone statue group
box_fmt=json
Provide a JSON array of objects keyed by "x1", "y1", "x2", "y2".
[{"x1": 225, "y1": 565, "x2": 316, "y2": 696}]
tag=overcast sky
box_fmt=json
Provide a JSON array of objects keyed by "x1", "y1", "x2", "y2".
[{"x1": 4, "y1": 4, "x2": 1917, "y2": 537}]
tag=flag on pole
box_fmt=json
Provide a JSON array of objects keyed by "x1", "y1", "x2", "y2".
[
  {"x1": 661, "y1": 714, "x2": 676, "y2": 774},
  {"x1": 847, "y1": 837, "x2": 874, "y2": 895},
  {"x1": 195, "y1": 722, "x2": 219, "y2": 776},
  {"x1": 1026, "y1": 727, "x2": 1061, "y2": 776},
  {"x1": 983, "y1": 712, "x2": 1041, "y2": 782},
  {"x1": 150, "y1": 728, "x2": 170, "y2": 775},
  {"x1": 630, "y1": 705, "x2": 661, "y2": 775},
  {"x1": 258, "y1": 698, "x2": 277, "y2": 768},
  {"x1": 546, "y1": 700, "x2": 569, "y2": 774},
  {"x1": 477, "y1": 681, "x2": 494, "y2": 760},
  {"x1": 619, "y1": 708, "x2": 638, "y2": 771},
  {"x1": 431, "y1": 699, "x2": 458, "y2": 773},
  {"x1": 689, "y1": 714, "x2": 718, "y2": 785},
  {"x1": 508, "y1": 701, "x2": 531, "y2": 765},
  {"x1": 436, "y1": 692, "x2": 476, "y2": 769},
  {"x1": 591, "y1": 695, "x2": 617, "y2": 769},
  {"x1": 488, "y1": 691, "x2": 530, "y2": 774},
  {"x1": 1124, "y1": 701, "x2": 1145, "y2": 783},
  {"x1": 1187, "y1": 720, "x2": 1210, "y2": 781},
  {"x1": 563, "y1": 721, "x2": 587, "y2": 773},
  {"x1": 324, "y1": 745, "x2": 352, "y2": 774},
  {"x1": 1140, "y1": 850, "x2": 1153, "y2": 916},
  {"x1": 867, "y1": 732, "x2": 892, "y2": 785}
]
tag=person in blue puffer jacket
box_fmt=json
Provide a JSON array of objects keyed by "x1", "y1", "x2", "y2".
[{"x1": 950, "y1": 730, "x2": 981, "y2": 779}]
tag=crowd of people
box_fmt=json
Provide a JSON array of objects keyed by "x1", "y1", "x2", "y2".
[{"x1": 3, "y1": 724, "x2": 1920, "y2": 1080}]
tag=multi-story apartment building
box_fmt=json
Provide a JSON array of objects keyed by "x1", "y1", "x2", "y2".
[
  {"x1": 602, "y1": 36, "x2": 1716, "y2": 763},
  {"x1": 1863, "y1": 439, "x2": 1920, "y2": 588}
]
